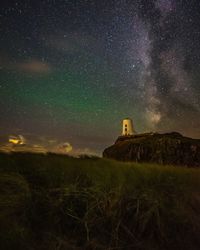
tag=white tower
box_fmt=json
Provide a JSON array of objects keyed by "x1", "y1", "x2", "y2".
[{"x1": 122, "y1": 118, "x2": 135, "y2": 136}]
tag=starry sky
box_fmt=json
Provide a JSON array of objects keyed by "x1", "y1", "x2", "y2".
[{"x1": 0, "y1": 0, "x2": 200, "y2": 155}]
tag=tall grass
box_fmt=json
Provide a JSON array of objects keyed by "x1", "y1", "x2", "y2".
[{"x1": 0, "y1": 152, "x2": 200, "y2": 250}]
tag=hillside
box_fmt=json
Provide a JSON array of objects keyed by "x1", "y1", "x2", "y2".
[
  {"x1": 0, "y1": 152, "x2": 200, "y2": 250},
  {"x1": 103, "y1": 132, "x2": 200, "y2": 167}
]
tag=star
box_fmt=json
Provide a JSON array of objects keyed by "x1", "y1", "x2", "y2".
[{"x1": 0, "y1": 0, "x2": 199, "y2": 155}]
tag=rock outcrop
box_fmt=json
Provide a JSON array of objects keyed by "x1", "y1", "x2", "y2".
[{"x1": 103, "y1": 132, "x2": 200, "y2": 167}]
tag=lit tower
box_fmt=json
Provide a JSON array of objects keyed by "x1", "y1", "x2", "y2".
[{"x1": 122, "y1": 118, "x2": 135, "y2": 136}]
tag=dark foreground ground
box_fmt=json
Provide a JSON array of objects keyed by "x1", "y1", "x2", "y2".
[{"x1": 0, "y1": 152, "x2": 200, "y2": 250}]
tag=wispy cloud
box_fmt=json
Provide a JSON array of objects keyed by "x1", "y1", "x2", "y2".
[
  {"x1": 0, "y1": 53, "x2": 51, "y2": 74},
  {"x1": 17, "y1": 60, "x2": 51, "y2": 74},
  {"x1": 0, "y1": 132, "x2": 102, "y2": 156},
  {"x1": 70, "y1": 147, "x2": 101, "y2": 157}
]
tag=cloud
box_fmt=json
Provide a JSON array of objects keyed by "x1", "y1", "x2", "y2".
[
  {"x1": 17, "y1": 60, "x2": 51, "y2": 74},
  {"x1": 0, "y1": 54, "x2": 51, "y2": 74},
  {"x1": 52, "y1": 142, "x2": 73, "y2": 154},
  {"x1": 70, "y1": 147, "x2": 101, "y2": 157}
]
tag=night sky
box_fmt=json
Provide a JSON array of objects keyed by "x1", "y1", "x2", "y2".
[{"x1": 0, "y1": 0, "x2": 200, "y2": 155}]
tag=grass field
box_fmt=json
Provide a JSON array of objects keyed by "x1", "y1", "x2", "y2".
[{"x1": 0, "y1": 152, "x2": 200, "y2": 250}]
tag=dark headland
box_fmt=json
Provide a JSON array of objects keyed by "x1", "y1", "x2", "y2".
[{"x1": 103, "y1": 132, "x2": 200, "y2": 167}]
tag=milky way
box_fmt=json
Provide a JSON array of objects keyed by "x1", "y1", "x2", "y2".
[{"x1": 0, "y1": 0, "x2": 200, "y2": 154}]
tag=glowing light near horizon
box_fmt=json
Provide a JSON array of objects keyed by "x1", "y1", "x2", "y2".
[{"x1": 9, "y1": 135, "x2": 26, "y2": 145}]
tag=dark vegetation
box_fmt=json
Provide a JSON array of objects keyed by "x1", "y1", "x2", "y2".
[{"x1": 0, "y1": 152, "x2": 200, "y2": 250}]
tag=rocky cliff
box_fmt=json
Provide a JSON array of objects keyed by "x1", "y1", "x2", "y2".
[{"x1": 103, "y1": 132, "x2": 200, "y2": 167}]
